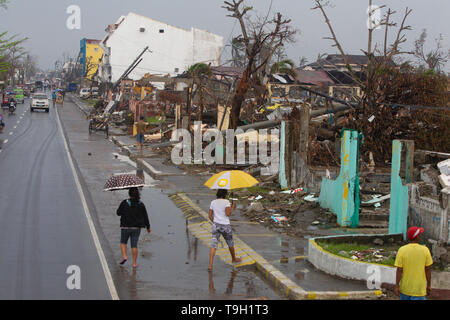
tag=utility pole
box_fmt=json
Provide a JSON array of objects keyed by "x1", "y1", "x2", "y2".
[{"x1": 113, "y1": 46, "x2": 151, "y2": 90}]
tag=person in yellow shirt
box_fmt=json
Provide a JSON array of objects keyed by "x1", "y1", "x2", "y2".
[{"x1": 394, "y1": 226, "x2": 433, "y2": 300}]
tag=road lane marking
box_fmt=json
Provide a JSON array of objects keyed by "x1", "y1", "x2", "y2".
[
  {"x1": 55, "y1": 106, "x2": 119, "y2": 300},
  {"x1": 13, "y1": 126, "x2": 17, "y2": 129},
  {"x1": 9, "y1": 132, "x2": 13, "y2": 135},
  {"x1": 3, "y1": 139, "x2": 8, "y2": 144}
]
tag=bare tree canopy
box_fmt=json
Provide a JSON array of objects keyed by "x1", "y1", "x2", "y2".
[
  {"x1": 222, "y1": 0, "x2": 297, "y2": 128},
  {"x1": 311, "y1": 0, "x2": 450, "y2": 163},
  {"x1": 414, "y1": 29, "x2": 450, "y2": 72}
]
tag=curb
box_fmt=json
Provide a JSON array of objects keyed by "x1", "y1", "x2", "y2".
[
  {"x1": 111, "y1": 136, "x2": 133, "y2": 157},
  {"x1": 173, "y1": 193, "x2": 385, "y2": 300},
  {"x1": 68, "y1": 95, "x2": 90, "y2": 117},
  {"x1": 308, "y1": 236, "x2": 397, "y2": 286}
]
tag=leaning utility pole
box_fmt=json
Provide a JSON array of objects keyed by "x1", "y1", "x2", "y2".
[{"x1": 113, "y1": 46, "x2": 151, "y2": 90}]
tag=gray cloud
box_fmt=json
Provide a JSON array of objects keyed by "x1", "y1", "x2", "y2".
[{"x1": 1, "y1": 0, "x2": 448, "y2": 71}]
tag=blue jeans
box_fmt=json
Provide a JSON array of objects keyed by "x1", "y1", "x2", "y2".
[{"x1": 400, "y1": 293, "x2": 426, "y2": 300}]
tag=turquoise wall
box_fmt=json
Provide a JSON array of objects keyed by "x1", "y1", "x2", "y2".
[
  {"x1": 388, "y1": 140, "x2": 409, "y2": 240},
  {"x1": 318, "y1": 130, "x2": 361, "y2": 228}
]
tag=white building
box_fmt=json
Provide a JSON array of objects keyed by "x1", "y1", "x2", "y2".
[{"x1": 99, "y1": 12, "x2": 223, "y2": 83}]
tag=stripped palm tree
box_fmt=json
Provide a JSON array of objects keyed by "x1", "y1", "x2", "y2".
[
  {"x1": 187, "y1": 63, "x2": 212, "y2": 121},
  {"x1": 269, "y1": 59, "x2": 297, "y2": 78}
]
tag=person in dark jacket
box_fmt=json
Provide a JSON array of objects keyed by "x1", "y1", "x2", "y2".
[{"x1": 117, "y1": 187, "x2": 150, "y2": 268}]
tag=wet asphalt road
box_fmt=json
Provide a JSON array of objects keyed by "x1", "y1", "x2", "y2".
[{"x1": 0, "y1": 97, "x2": 112, "y2": 299}]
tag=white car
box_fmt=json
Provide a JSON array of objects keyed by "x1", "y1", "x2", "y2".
[
  {"x1": 30, "y1": 93, "x2": 50, "y2": 112},
  {"x1": 90, "y1": 87, "x2": 99, "y2": 98},
  {"x1": 79, "y1": 88, "x2": 91, "y2": 99}
]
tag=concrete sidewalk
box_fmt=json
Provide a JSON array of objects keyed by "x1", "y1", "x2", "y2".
[{"x1": 71, "y1": 94, "x2": 384, "y2": 299}]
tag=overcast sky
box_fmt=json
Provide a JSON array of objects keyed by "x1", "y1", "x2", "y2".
[{"x1": 1, "y1": 0, "x2": 449, "y2": 71}]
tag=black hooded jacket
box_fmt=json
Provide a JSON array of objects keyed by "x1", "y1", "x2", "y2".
[{"x1": 117, "y1": 199, "x2": 150, "y2": 229}]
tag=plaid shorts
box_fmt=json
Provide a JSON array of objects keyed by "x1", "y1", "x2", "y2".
[{"x1": 211, "y1": 223, "x2": 234, "y2": 249}]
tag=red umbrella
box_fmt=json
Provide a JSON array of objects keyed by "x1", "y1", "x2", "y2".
[{"x1": 104, "y1": 174, "x2": 145, "y2": 191}]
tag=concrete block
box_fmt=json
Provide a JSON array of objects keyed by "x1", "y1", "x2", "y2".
[
  {"x1": 439, "y1": 174, "x2": 450, "y2": 188},
  {"x1": 437, "y1": 159, "x2": 450, "y2": 176}
]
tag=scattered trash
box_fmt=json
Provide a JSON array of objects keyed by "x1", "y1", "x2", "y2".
[
  {"x1": 281, "y1": 188, "x2": 306, "y2": 194},
  {"x1": 311, "y1": 221, "x2": 320, "y2": 225},
  {"x1": 269, "y1": 191, "x2": 276, "y2": 195},
  {"x1": 247, "y1": 202, "x2": 264, "y2": 213},
  {"x1": 304, "y1": 194, "x2": 319, "y2": 202},
  {"x1": 271, "y1": 215, "x2": 288, "y2": 223},
  {"x1": 255, "y1": 195, "x2": 263, "y2": 201},
  {"x1": 361, "y1": 194, "x2": 390, "y2": 206}
]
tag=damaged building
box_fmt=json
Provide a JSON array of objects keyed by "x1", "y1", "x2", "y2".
[{"x1": 98, "y1": 12, "x2": 224, "y2": 83}]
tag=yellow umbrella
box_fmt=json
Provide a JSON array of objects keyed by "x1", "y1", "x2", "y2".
[{"x1": 204, "y1": 170, "x2": 259, "y2": 190}]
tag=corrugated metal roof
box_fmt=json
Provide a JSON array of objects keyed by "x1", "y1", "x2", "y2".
[{"x1": 295, "y1": 70, "x2": 334, "y2": 86}]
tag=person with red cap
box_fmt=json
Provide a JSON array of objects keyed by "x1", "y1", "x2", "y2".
[{"x1": 394, "y1": 226, "x2": 433, "y2": 300}]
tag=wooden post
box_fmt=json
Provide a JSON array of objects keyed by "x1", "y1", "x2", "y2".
[
  {"x1": 186, "y1": 87, "x2": 192, "y2": 131},
  {"x1": 403, "y1": 140, "x2": 415, "y2": 183},
  {"x1": 182, "y1": 116, "x2": 189, "y2": 130},
  {"x1": 175, "y1": 104, "x2": 181, "y2": 129},
  {"x1": 299, "y1": 104, "x2": 311, "y2": 164}
]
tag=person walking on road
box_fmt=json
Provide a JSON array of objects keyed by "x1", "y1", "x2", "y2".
[
  {"x1": 136, "y1": 116, "x2": 147, "y2": 152},
  {"x1": 394, "y1": 226, "x2": 433, "y2": 300},
  {"x1": 117, "y1": 187, "x2": 151, "y2": 268},
  {"x1": 208, "y1": 189, "x2": 242, "y2": 271}
]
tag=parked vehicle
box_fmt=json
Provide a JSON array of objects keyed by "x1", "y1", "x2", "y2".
[
  {"x1": 79, "y1": 88, "x2": 91, "y2": 99},
  {"x1": 90, "y1": 87, "x2": 100, "y2": 98},
  {"x1": 66, "y1": 83, "x2": 78, "y2": 92},
  {"x1": 30, "y1": 93, "x2": 50, "y2": 112}
]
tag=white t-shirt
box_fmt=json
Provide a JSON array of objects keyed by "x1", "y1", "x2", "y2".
[{"x1": 210, "y1": 199, "x2": 231, "y2": 225}]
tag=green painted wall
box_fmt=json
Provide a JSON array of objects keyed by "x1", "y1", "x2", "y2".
[
  {"x1": 388, "y1": 140, "x2": 409, "y2": 240},
  {"x1": 318, "y1": 130, "x2": 361, "y2": 228}
]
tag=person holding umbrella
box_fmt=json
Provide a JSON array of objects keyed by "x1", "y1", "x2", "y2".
[
  {"x1": 208, "y1": 189, "x2": 241, "y2": 272},
  {"x1": 204, "y1": 170, "x2": 259, "y2": 272},
  {"x1": 116, "y1": 187, "x2": 151, "y2": 268}
]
